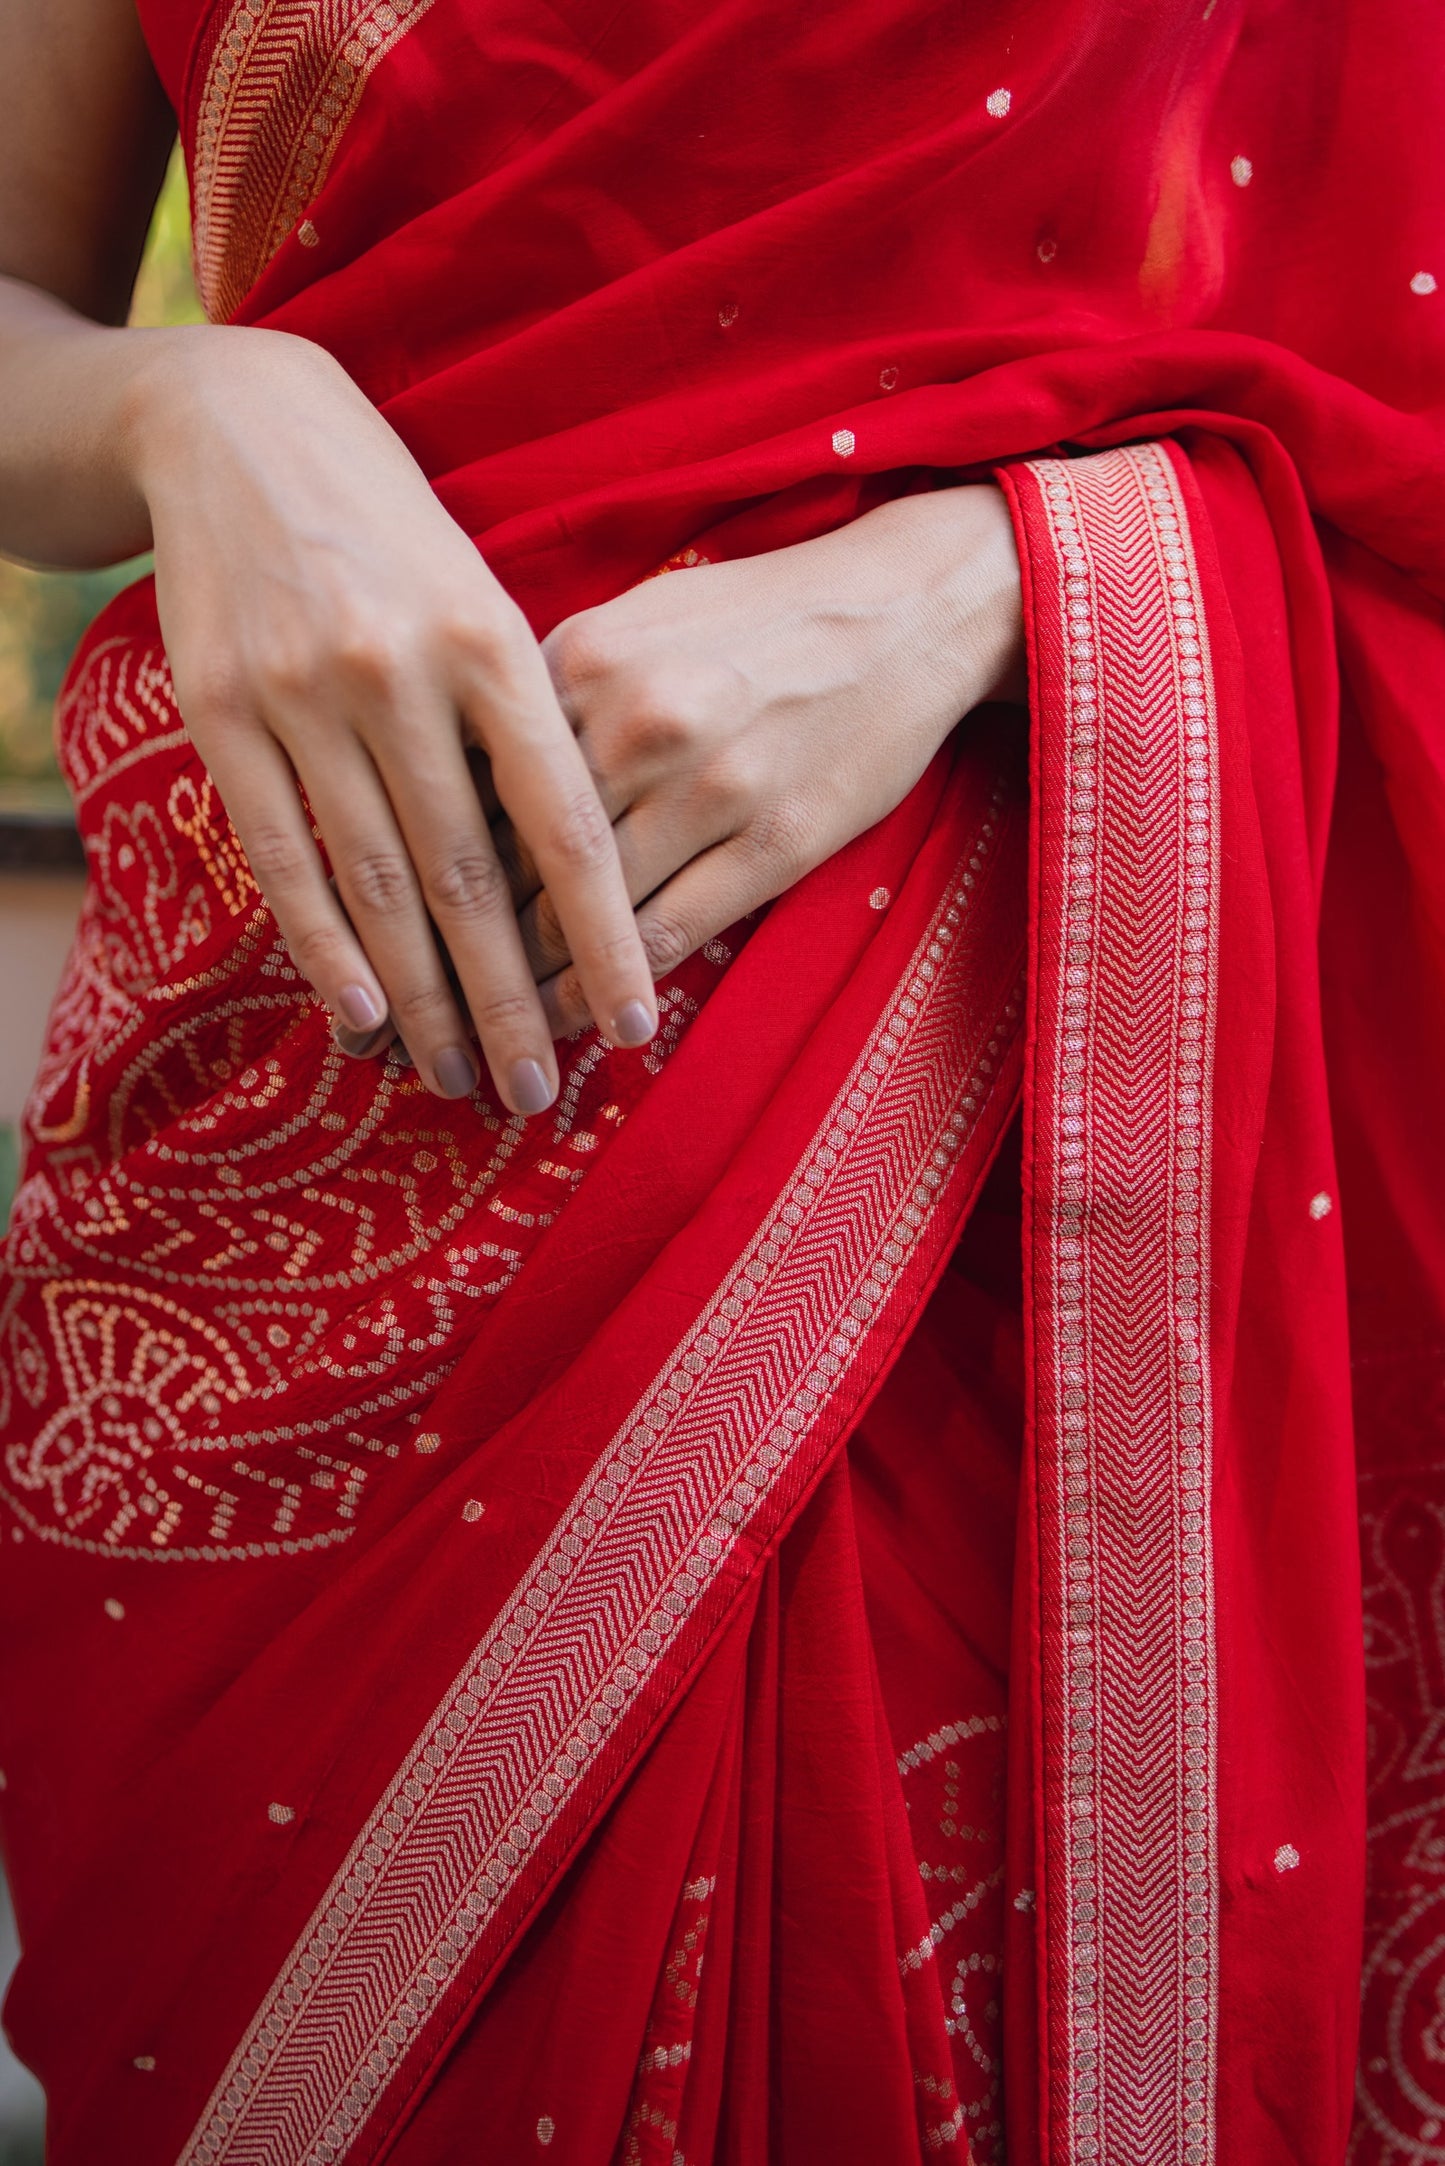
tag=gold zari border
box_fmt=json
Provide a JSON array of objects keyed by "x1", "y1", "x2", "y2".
[
  {"x1": 180, "y1": 782, "x2": 1022, "y2": 2164},
  {"x1": 1025, "y1": 443, "x2": 1220, "y2": 2166},
  {"x1": 191, "y1": 0, "x2": 435, "y2": 323}
]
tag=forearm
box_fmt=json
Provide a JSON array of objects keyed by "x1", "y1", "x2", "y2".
[
  {"x1": 0, "y1": 272, "x2": 184, "y2": 567},
  {"x1": 0, "y1": 278, "x2": 336, "y2": 573}
]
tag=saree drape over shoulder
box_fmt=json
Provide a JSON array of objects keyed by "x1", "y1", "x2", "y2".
[{"x1": 3, "y1": 2, "x2": 1444, "y2": 2160}]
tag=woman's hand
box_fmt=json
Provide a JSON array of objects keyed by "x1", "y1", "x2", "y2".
[
  {"x1": 0, "y1": 0, "x2": 655, "y2": 1113},
  {"x1": 502, "y1": 485, "x2": 1024, "y2": 1034},
  {"x1": 131, "y1": 327, "x2": 656, "y2": 1110}
]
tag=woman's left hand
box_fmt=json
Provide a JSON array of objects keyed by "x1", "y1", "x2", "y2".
[{"x1": 510, "y1": 482, "x2": 1024, "y2": 1036}]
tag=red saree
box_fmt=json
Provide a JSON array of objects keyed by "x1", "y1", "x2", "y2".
[{"x1": 2, "y1": 3, "x2": 1444, "y2": 2161}]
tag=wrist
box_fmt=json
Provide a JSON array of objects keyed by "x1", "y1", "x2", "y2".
[
  {"x1": 863, "y1": 485, "x2": 1026, "y2": 710},
  {"x1": 115, "y1": 324, "x2": 219, "y2": 503},
  {"x1": 119, "y1": 323, "x2": 346, "y2": 507}
]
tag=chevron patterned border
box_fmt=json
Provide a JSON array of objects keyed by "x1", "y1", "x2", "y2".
[
  {"x1": 1018, "y1": 443, "x2": 1221, "y2": 2166},
  {"x1": 179, "y1": 773, "x2": 1026, "y2": 2163},
  {"x1": 190, "y1": 0, "x2": 435, "y2": 323}
]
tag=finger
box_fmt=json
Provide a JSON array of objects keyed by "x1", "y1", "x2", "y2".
[
  {"x1": 489, "y1": 806, "x2": 542, "y2": 914},
  {"x1": 332, "y1": 1017, "x2": 396, "y2": 1059},
  {"x1": 516, "y1": 798, "x2": 726, "y2": 982},
  {"x1": 296, "y1": 738, "x2": 483, "y2": 1102},
  {"x1": 376, "y1": 716, "x2": 565, "y2": 1117},
  {"x1": 200, "y1": 723, "x2": 390, "y2": 1039},
  {"x1": 333, "y1": 893, "x2": 472, "y2": 1062},
  {"x1": 537, "y1": 833, "x2": 773, "y2": 1039},
  {"x1": 325, "y1": 878, "x2": 398, "y2": 1057},
  {"x1": 489, "y1": 722, "x2": 639, "y2": 918},
  {"x1": 467, "y1": 654, "x2": 657, "y2": 1051}
]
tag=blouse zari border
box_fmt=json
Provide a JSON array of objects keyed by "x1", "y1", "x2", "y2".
[
  {"x1": 179, "y1": 777, "x2": 1026, "y2": 2163},
  {"x1": 1009, "y1": 443, "x2": 1221, "y2": 2166}
]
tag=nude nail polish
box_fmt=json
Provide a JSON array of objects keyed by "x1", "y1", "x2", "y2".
[
  {"x1": 613, "y1": 999, "x2": 655, "y2": 1048},
  {"x1": 509, "y1": 1058, "x2": 555, "y2": 1115},
  {"x1": 332, "y1": 1020, "x2": 390, "y2": 1059},
  {"x1": 434, "y1": 1045, "x2": 479, "y2": 1099},
  {"x1": 338, "y1": 983, "x2": 384, "y2": 1032}
]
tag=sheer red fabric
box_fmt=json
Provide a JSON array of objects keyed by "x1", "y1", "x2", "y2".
[{"x1": 1, "y1": 4, "x2": 1443, "y2": 2163}]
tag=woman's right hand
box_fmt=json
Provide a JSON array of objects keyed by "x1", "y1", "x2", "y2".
[{"x1": 130, "y1": 324, "x2": 657, "y2": 1113}]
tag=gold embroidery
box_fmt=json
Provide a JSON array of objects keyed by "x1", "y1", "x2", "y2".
[
  {"x1": 2, "y1": 629, "x2": 721, "y2": 1561},
  {"x1": 190, "y1": 0, "x2": 438, "y2": 322},
  {"x1": 167, "y1": 773, "x2": 260, "y2": 918},
  {"x1": 178, "y1": 773, "x2": 1027, "y2": 2164},
  {"x1": 1024, "y1": 445, "x2": 1221, "y2": 2166}
]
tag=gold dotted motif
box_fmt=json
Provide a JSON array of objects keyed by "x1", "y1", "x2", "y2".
[
  {"x1": 897, "y1": 1714, "x2": 1008, "y2": 2157},
  {"x1": 0, "y1": 612, "x2": 734, "y2": 1563}
]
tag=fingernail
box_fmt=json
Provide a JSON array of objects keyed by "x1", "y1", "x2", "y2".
[
  {"x1": 509, "y1": 1058, "x2": 555, "y2": 1115},
  {"x1": 613, "y1": 999, "x2": 655, "y2": 1049},
  {"x1": 338, "y1": 983, "x2": 384, "y2": 1031},
  {"x1": 434, "y1": 1045, "x2": 479, "y2": 1099},
  {"x1": 332, "y1": 1020, "x2": 390, "y2": 1059}
]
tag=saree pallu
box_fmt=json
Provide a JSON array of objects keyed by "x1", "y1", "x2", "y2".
[{"x1": 3, "y1": 2, "x2": 1445, "y2": 2160}]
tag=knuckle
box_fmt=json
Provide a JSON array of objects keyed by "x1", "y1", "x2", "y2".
[
  {"x1": 544, "y1": 612, "x2": 615, "y2": 694},
  {"x1": 242, "y1": 821, "x2": 312, "y2": 892},
  {"x1": 628, "y1": 705, "x2": 694, "y2": 764},
  {"x1": 744, "y1": 795, "x2": 815, "y2": 879},
  {"x1": 424, "y1": 847, "x2": 511, "y2": 920},
  {"x1": 443, "y1": 610, "x2": 510, "y2": 676},
  {"x1": 640, "y1": 914, "x2": 693, "y2": 976},
  {"x1": 387, "y1": 979, "x2": 455, "y2": 1031},
  {"x1": 582, "y1": 922, "x2": 648, "y2": 973},
  {"x1": 256, "y1": 644, "x2": 325, "y2": 707},
  {"x1": 694, "y1": 747, "x2": 755, "y2": 828},
  {"x1": 178, "y1": 659, "x2": 249, "y2": 726},
  {"x1": 286, "y1": 918, "x2": 348, "y2": 980},
  {"x1": 544, "y1": 788, "x2": 615, "y2": 874},
  {"x1": 470, "y1": 988, "x2": 536, "y2": 1038},
  {"x1": 329, "y1": 619, "x2": 411, "y2": 697},
  {"x1": 345, "y1": 849, "x2": 417, "y2": 916},
  {"x1": 619, "y1": 667, "x2": 712, "y2": 760}
]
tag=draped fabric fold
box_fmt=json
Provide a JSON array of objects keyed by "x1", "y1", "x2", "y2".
[{"x1": 2, "y1": 3, "x2": 1444, "y2": 2162}]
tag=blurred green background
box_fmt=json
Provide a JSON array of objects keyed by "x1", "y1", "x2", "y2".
[{"x1": 0, "y1": 147, "x2": 201, "y2": 791}]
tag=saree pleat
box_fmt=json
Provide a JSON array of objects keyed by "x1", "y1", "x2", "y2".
[
  {"x1": 382, "y1": 1236, "x2": 1021, "y2": 2164},
  {"x1": 382, "y1": 1588, "x2": 760, "y2": 2163}
]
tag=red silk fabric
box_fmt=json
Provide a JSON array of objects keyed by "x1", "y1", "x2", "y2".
[{"x1": 1, "y1": 3, "x2": 1444, "y2": 2162}]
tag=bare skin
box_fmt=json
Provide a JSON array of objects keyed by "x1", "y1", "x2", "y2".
[
  {"x1": 520, "y1": 490, "x2": 1024, "y2": 1035},
  {"x1": 0, "y1": 0, "x2": 1023, "y2": 1111}
]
